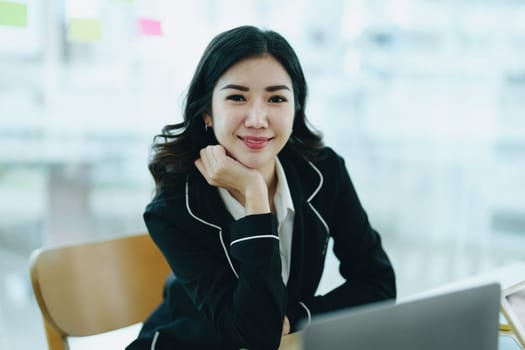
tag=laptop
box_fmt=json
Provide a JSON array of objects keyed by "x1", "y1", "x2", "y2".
[{"x1": 302, "y1": 282, "x2": 501, "y2": 350}]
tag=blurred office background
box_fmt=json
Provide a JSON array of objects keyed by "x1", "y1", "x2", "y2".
[{"x1": 1, "y1": 0, "x2": 525, "y2": 349}]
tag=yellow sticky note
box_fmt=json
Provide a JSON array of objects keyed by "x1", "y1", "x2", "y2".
[
  {"x1": 0, "y1": 1, "x2": 27, "y2": 27},
  {"x1": 67, "y1": 18, "x2": 102, "y2": 42}
]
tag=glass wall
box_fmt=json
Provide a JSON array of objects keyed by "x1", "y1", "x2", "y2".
[{"x1": 1, "y1": 0, "x2": 524, "y2": 348}]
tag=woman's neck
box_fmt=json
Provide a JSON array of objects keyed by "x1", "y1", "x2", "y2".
[
  {"x1": 261, "y1": 159, "x2": 278, "y2": 212},
  {"x1": 267, "y1": 172, "x2": 277, "y2": 213}
]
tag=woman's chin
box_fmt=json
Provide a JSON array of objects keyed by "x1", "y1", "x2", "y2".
[{"x1": 236, "y1": 157, "x2": 272, "y2": 172}]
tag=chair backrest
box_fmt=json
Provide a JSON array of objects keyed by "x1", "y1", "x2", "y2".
[{"x1": 29, "y1": 233, "x2": 171, "y2": 350}]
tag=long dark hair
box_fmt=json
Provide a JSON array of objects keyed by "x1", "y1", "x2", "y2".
[{"x1": 149, "y1": 25, "x2": 323, "y2": 191}]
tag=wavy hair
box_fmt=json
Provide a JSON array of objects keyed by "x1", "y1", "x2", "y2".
[{"x1": 149, "y1": 25, "x2": 323, "y2": 191}]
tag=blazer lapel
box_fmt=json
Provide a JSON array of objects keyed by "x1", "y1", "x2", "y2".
[
  {"x1": 280, "y1": 150, "x2": 317, "y2": 296},
  {"x1": 279, "y1": 147, "x2": 329, "y2": 302}
]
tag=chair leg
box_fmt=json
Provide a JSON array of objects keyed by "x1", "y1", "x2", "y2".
[{"x1": 43, "y1": 319, "x2": 68, "y2": 350}]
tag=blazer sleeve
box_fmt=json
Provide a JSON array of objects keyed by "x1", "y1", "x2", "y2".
[
  {"x1": 144, "y1": 199, "x2": 287, "y2": 350},
  {"x1": 291, "y1": 153, "x2": 396, "y2": 326}
]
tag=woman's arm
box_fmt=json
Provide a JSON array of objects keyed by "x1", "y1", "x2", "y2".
[
  {"x1": 145, "y1": 204, "x2": 287, "y2": 350},
  {"x1": 289, "y1": 153, "x2": 396, "y2": 327}
]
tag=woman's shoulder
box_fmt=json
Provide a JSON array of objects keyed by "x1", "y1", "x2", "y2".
[
  {"x1": 313, "y1": 146, "x2": 341, "y2": 161},
  {"x1": 281, "y1": 145, "x2": 344, "y2": 176},
  {"x1": 145, "y1": 179, "x2": 187, "y2": 216},
  {"x1": 303, "y1": 146, "x2": 345, "y2": 174},
  {"x1": 283, "y1": 144, "x2": 340, "y2": 164}
]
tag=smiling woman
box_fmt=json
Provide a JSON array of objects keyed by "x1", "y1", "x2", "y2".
[{"x1": 126, "y1": 25, "x2": 396, "y2": 350}]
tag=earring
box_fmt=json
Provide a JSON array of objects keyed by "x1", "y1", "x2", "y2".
[{"x1": 205, "y1": 123, "x2": 209, "y2": 132}]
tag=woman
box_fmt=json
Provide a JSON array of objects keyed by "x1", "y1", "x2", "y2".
[{"x1": 127, "y1": 25, "x2": 396, "y2": 350}]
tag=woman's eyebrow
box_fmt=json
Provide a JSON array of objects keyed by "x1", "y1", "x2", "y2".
[
  {"x1": 265, "y1": 85, "x2": 291, "y2": 92},
  {"x1": 220, "y1": 84, "x2": 249, "y2": 91},
  {"x1": 220, "y1": 84, "x2": 291, "y2": 92}
]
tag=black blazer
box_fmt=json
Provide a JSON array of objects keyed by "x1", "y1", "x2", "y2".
[{"x1": 127, "y1": 146, "x2": 396, "y2": 350}]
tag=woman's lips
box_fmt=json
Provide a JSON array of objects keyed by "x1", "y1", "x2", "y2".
[{"x1": 239, "y1": 136, "x2": 272, "y2": 150}]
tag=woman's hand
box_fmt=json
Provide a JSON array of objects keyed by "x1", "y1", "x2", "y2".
[
  {"x1": 194, "y1": 145, "x2": 270, "y2": 214},
  {"x1": 282, "y1": 315, "x2": 290, "y2": 336}
]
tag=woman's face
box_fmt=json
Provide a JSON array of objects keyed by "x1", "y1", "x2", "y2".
[{"x1": 205, "y1": 54, "x2": 295, "y2": 176}]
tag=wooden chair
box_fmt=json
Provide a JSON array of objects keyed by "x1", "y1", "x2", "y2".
[{"x1": 29, "y1": 233, "x2": 171, "y2": 350}]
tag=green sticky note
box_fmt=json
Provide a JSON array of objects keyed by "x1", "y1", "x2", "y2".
[
  {"x1": 0, "y1": 1, "x2": 27, "y2": 27},
  {"x1": 67, "y1": 18, "x2": 102, "y2": 42}
]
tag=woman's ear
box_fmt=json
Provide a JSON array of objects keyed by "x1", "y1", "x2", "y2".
[{"x1": 203, "y1": 114, "x2": 212, "y2": 127}]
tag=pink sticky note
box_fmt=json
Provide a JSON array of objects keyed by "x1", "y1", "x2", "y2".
[{"x1": 138, "y1": 18, "x2": 162, "y2": 36}]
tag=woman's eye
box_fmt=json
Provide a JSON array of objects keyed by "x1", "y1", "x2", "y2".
[
  {"x1": 269, "y1": 96, "x2": 287, "y2": 103},
  {"x1": 227, "y1": 95, "x2": 245, "y2": 102}
]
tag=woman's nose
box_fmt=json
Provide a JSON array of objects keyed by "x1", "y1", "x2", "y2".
[{"x1": 245, "y1": 101, "x2": 268, "y2": 128}]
